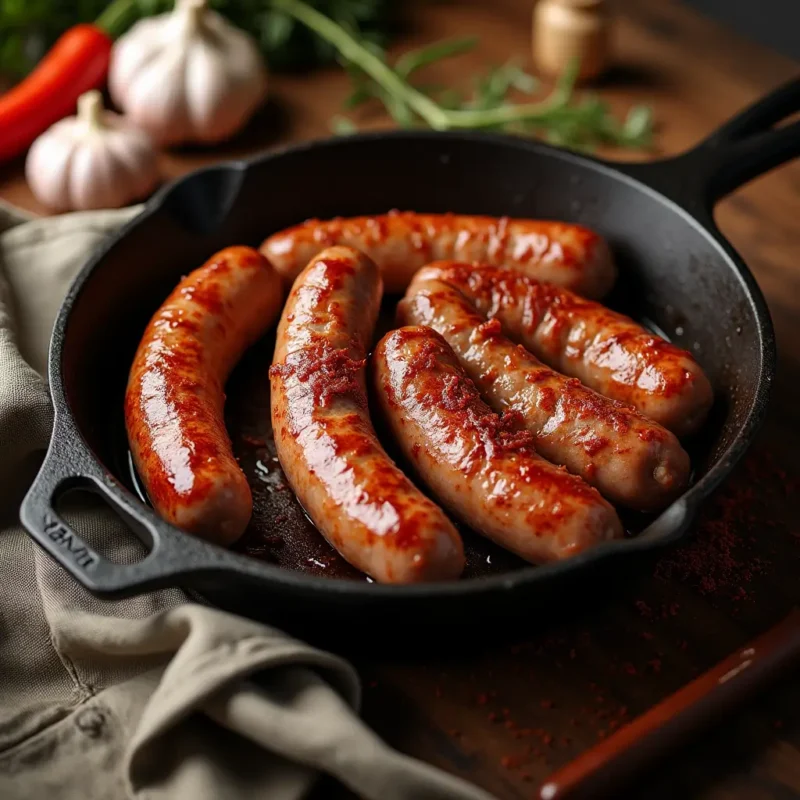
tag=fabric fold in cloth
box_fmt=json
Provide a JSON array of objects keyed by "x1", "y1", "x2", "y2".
[{"x1": 0, "y1": 201, "x2": 495, "y2": 800}]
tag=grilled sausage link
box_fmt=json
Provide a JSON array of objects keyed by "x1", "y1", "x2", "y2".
[
  {"x1": 269, "y1": 246, "x2": 464, "y2": 583},
  {"x1": 373, "y1": 327, "x2": 624, "y2": 563},
  {"x1": 261, "y1": 211, "x2": 616, "y2": 297},
  {"x1": 415, "y1": 262, "x2": 713, "y2": 436},
  {"x1": 126, "y1": 246, "x2": 284, "y2": 546},
  {"x1": 399, "y1": 279, "x2": 691, "y2": 511}
]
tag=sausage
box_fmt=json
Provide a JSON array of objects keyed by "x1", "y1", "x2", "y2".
[
  {"x1": 269, "y1": 245, "x2": 464, "y2": 583},
  {"x1": 373, "y1": 327, "x2": 624, "y2": 563},
  {"x1": 126, "y1": 246, "x2": 284, "y2": 546},
  {"x1": 260, "y1": 210, "x2": 616, "y2": 297},
  {"x1": 414, "y1": 262, "x2": 713, "y2": 436},
  {"x1": 398, "y1": 279, "x2": 691, "y2": 511}
]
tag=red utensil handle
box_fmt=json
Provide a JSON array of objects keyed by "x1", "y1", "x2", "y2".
[{"x1": 539, "y1": 608, "x2": 800, "y2": 800}]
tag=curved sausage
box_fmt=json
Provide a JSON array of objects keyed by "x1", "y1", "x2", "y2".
[
  {"x1": 415, "y1": 262, "x2": 713, "y2": 436},
  {"x1": 373, "y1": 327, "x2": 624, "y2": 563},
  {"x1": 126, "y1": 246, "x2": 284, "y2": 546},
  {"x1": 261, "y1": 210, "x2": 616, "y2": 297},
  {"x1": 398, "y1": 279, "x2": 691, "y2": 511},
  {"x1": 269, "y1": 246, "x2": 464, "y2": 583}
]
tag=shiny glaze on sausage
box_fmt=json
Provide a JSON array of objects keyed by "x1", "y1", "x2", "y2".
[
  {"x1": 269, "y1": 246, "x2": 464, "y2": 583},
  {"x1": 414, "y1": 262, "x2": 713, "y2": 436},
  {"x1": 373, "y1": 327, "x2": 624, "y2": 563},
  {"x1": 398, "y1": 279, "x2": 691, "y2": 511},
  {"x1": 125, "y1": 246, "x2": 284, "y2": 546},
  {"x1": 260, "y1": 210, "x2": 616, "y2": 297}
]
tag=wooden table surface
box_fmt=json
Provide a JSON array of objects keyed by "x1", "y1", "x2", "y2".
[{"x1": 4, "y1": 1, "x2": 800, "y2": 798}]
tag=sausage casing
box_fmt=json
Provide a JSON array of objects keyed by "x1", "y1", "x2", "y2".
[
  {"x1": 373, "y1": 327, "x2": 624, "y2": 563},
  {"x1": 269, "y1": 246, "x2": 464, "y2": 583},
  {"x1": 399, "y1": 279, "x2": 691, "y2": 511},
  {"x1": 261, "y1": 211, "x2": 616, "y2": 297},
  {"x1": 126, "y1": 246, "x2": 284, "y2": 546},
  {"x1": 415, "y1": 262, "x2": 713, "y2": 436}
]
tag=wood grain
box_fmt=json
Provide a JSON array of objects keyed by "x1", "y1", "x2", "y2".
[{"x1": 3, "y1": 1, "x2": 800, "y2": 798}]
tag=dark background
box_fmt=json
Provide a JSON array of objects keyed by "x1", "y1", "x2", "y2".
[{"x1": 685, "y1": 0, "x2": 800, "y2": 60}]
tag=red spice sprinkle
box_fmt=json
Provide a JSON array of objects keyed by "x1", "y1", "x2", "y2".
[
  {"x1": 477, "y1": 693, "x2": 489, "y2": 706},
  {"x1": 595, "y1": 696, "x2": 605, "y2": 704},
  {"x1": 505, "y1": 720, "x2": 517, "y2": 730},
  {"x1": 543, "y1": 734, "x2": 553, "y2": 747},
  {"x1": 560, "y1": 736, "x2": 571, "y2": 746},
  {"x1": 540, "y1": 700, "x2": 554, "y2": 709},
  {"x1": 679, "y1": 640, "x2": 689, "y2": 651},
  {"x1": 598, "y1": 730, "x2": 607, "y2": 739},
  {"x1": 435, "y1": 686, "x2": 443, "y2": 698},
  {"x1": 648, "y1": 658, "x2": 663, "y2": 673},
  {"x1": 623, "y1": 663, "x2": 638, "y2": 676},
  {"x1": 608, "y1": 719, "x2": 619, "y2": 731},
  {"x1": 500, "y1": 754, "x2": 524, "y2": 769},
  {"x1": 488, "y1": 712, "x2": 498, "y2": 722},
  {"x1": 502, "y1": 708, "x2": 511, "y2": 716},
  {"x1": 241, "y1": 433, "x2": 267, "y2": 447},
  {"x1": 449, "y1": 729, "x2": 461, "y2": 738},
  {"x1": 641, "y1": 632, "x2": 654, "y2": 641},
  {"x1": 618, "y1": 706, "x2": 629, "y2": 717},
  {"x1": 634, "y1": 600, "x2": 653, "y2": 618},
  {"x1": 588, "y1": 682, "x2": 599, "y2": 691}
]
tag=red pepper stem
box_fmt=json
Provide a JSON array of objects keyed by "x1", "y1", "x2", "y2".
[{"x1": 94, "y1": 0, "x2": 144, "y2": 39}]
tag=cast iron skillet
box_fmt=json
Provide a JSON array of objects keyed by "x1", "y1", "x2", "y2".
[{"x1": 19, "y1": 78, "x2": 800, "y2": 629}]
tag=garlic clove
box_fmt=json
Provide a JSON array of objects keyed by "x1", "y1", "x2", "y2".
[
  {"x1": 25, "y1": 90, "x2": 160, "y2": 212},
  {"x1": 109, "y1": 0, "x2": 268, "y2": 146},
  {"x1": 26, "y1": 124, "x2": 76, "y2": 211}
]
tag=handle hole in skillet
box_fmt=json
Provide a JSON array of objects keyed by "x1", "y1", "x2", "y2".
[{"x1": 55, "y1": 481, "x2": 154, "y2": 566}]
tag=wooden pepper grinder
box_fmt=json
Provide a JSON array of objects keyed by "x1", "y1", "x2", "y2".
[{"x1": 533, "y1": 0, "x2": 612, "y2": 83}]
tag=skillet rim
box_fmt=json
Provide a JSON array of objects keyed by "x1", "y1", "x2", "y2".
[{"x1": 43, "y1": 129, "x2": 777, "y2": 599}]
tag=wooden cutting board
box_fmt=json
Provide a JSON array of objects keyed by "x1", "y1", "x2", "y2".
[{"x1": 3, "y1": 1, "x2": 800, "y2": 797}]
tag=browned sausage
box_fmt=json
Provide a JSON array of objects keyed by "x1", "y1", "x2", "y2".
[
  {"x1": 125, "y1": 246, "x2": 284, "y2": 546},
  {"x1": 269, "y1": 246, "x2": 464, "y2": 583},
  {"x1": 260, "y1": 211, "x2": 616, "y2": 297},
  {"x1": 414, "y1": 262, "x2": 713, "y2": 436},
  {"x1": 373, "y1": 327, "x2": 624, "y2": 563},
  {"x1": 398, "y1": 278, "x2": 691, "y2": 511}
]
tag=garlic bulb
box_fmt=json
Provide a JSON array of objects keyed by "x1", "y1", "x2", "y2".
[
  {"x1": 109, "y1": 0, "x2": 268, "y2": 146},
  {"x1": 25, "y1": 90, "x2": 160, "y2": 212}
]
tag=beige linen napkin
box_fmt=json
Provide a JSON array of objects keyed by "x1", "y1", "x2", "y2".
[{"x1": 0, "y1": 199, "x2": 493, "y2": 800}]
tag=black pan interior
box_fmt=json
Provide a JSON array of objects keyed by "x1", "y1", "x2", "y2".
[{"x1": 56, "y1": 134, "x2": 765, "y2": 586}]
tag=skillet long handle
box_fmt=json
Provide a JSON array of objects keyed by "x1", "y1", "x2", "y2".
[
  {"x1": 611, "y1": 76, "x2": 800, "y2": 210},
  {"x1": 695, "y1": 76, "x2": 800, "y2": 202}
]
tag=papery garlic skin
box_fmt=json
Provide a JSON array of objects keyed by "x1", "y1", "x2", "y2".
[
  {"x1": 109, "y1": 0, "x2": 269, "y2": 146},
  {"x1": 25, "y1": 90, "x2": 160, "y2": 212}
]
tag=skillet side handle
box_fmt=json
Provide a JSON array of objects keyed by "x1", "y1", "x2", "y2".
[
  {"x1": 19, "y1": 434, "x2": 238, "y2": 597},
  {"x1": 613, "y1": 76, "x2": 800, "y2": 210}
]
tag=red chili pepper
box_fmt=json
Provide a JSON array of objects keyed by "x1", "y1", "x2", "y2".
[{"x1": 0, "y1": 24, "x2": 112, "y2": 163}]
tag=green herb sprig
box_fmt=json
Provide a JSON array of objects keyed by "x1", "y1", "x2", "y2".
[{"x1": 271, "y1": 0, "x2": 652, "y2": 151}]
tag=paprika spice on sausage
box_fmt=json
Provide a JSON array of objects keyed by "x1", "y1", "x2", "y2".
[
  {"x1": 374, "y1": 327, "x2": 624, "y2": 563},
  {"x1": 125, "y1": 246, "x2": 284, "y2": 546},
  {"x1": 415, "y1": 262, "x2": 713, "y2": 436},
  {"x1": 399, "y1": 278, "x2": 691, "y2": 511},
  {"x1": 269, "y1": 246, "x2": 464, "y2": 583},
  {"x1": 260, "y1": 211, "x2": 616, "y2": 296}
]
